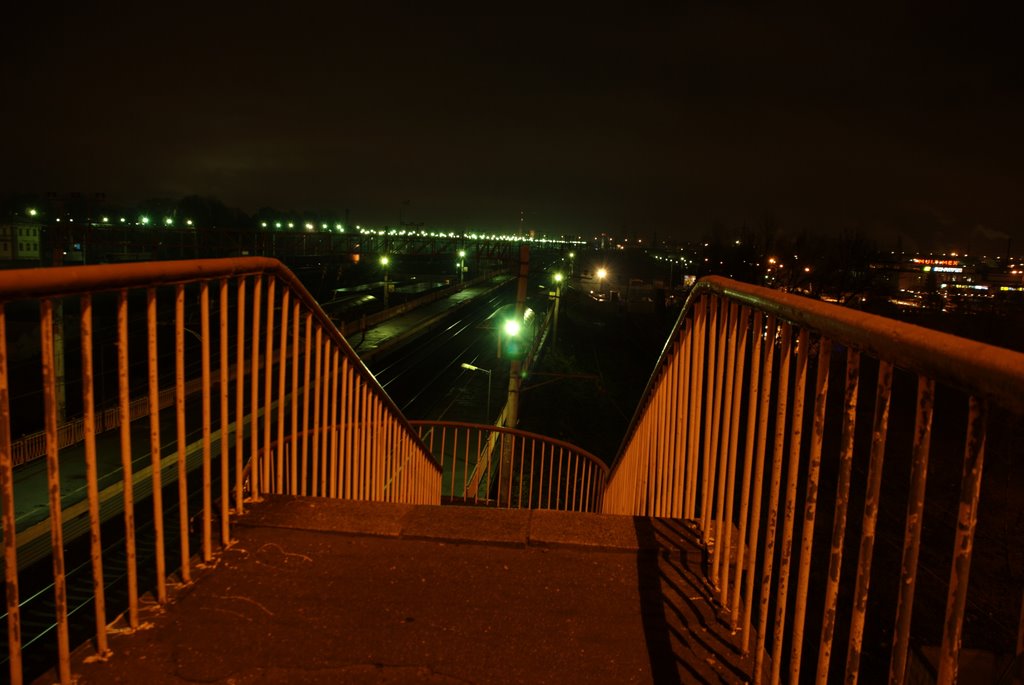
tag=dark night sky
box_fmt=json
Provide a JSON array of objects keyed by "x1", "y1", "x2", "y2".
[{"x1": 2, "y1": 4, "x2": 1022, "y2": 251}]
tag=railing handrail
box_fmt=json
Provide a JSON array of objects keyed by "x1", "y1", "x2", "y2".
[
  {"x1": 408, "y1": 419, "x2": 609, "y2": 475},
  {"x1": 610, "y1": 275, "x2": 1024, "y2": 479},
  {"x1": 0, "y1": 257, "x2": 441, "y2": 476}
]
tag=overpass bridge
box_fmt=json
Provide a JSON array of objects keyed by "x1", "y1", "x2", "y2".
[{"x1": 0, "y1": 257, "x2": 1021, "y2": 684}]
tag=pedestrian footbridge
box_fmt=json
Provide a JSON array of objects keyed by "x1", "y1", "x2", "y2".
[{"x1": 0, "y1": 257, "x2": 1021, "y2": 684}]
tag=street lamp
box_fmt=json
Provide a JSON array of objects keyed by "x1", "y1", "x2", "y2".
[
  {"x1": 380, "y1": 255, "x2": 391, "y2": 307},
  {"x1": 552, "y1": 272, "x2": 563, "y2": 345},
  {"x1": 597, "y1": 267, "x2": 608, "y2": 293},
  {"x1": 460, "y1": 362, "x2": 492, "y2": 424},
  {"x1": 458, "y1": 249, "x2": 466, "y2": 283}
]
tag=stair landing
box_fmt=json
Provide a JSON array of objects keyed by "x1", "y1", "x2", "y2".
[{"x1": 62, "y1": 497, "x2": 755, "y2": 684}]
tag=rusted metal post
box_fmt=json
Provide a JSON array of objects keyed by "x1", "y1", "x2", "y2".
[
  {"x1": 174, "y1": 285, "x2": 191, "y2": 579},
  {"x1": 0, "y1": 305, "x2": 23, "y2": 684},
  {"x1": 146, "y1": 288, "x2": 167, "y2": 602},
  {"x1": 276, "y1": 289, "x2": 290, "y2": 495},
  {"x1": 754, "y1": 321, "x2": 791, "y2": 683},
  {"x1": 41, "y1": 299, "x2": 72, "y2": 683},
  {"x1": 742, "y1": 314, "x2": 777, "y2": 655},
  {"x1": 889, "y1": 376, "x2": 935, "y2": 685},
  {"x1": 712, "y1": 302, "x2": 738, "y2": 587},
  {"x1": 116, "y1": 290, "x2": 139, "y2": 628},
  {"x1": 200, "y1": 283, "x2": 212, "y2": 561},
  {"x1": 235, "y1": 277, "x2": 246, "y2": 514},
  {"x1": 936, "y1": 396, "x2": 988, "y2": 685},
  {"x1": 79, "y1": 295, "x2": 109, "y2": 657},
  {"x1": 789, "y1": 337, "x2": 832, "y2": 684},
  {"x1": 844, "y1": 360, "x2": 893, "y2": 685},
  {"x1": 816, "y1": 349, "x2": 861, "y2": 685},
  {"x1": 219, "y1": 279, "x2": 231, "y2": 545},
  {"x1": 730, "y1": 310, "x2": 763, "y2": 621},
  {"x1": 250, "y1": 276, "x2": 262, "y2": 500},
  {"x1": 772, "y1": 327, "x2": 810, "y2": 685}
]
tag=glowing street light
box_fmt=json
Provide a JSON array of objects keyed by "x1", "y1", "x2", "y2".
[
  {"x1": 140, "y1": 215, "x2": 151, "y2": 225},
  {"x1": 186, "y1": 219, "x2": 193, "y2": 226},
  {"x1": 381, "y1": 255, "x2": 391, "y2": 307},
  {"x1": 458, "y1": 249, "x2": 467, "y2": 283},
  {"x1": 503, "y1": 319, "x2": 521, "y2": 337},
  {"x1": 164, "y1": 217, "x2": 173, "y2": 226},
  {"x1": 27, "y1": 208, "x2": 37, "y2": 217}
]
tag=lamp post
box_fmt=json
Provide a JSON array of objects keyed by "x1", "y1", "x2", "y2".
[
  {"x1": 597, "y1": 267, "x2": 608, "y2": 293},
  {"x1": 552, "y1": 272, "x2": 563, "y2": 345},
  {"x1": 380, "y1": 255, "x2": 390, "y2": 307},
  {"x1": 458, "y1": 249, "x2": 466, "y2": 284},
  {"x1": 460, "y1": 362, "x2": 492, "y2": 424}
]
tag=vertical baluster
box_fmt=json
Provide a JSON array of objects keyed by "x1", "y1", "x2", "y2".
[
  {"x1": 80, "y1": 294, "x2": 109, "y2": 657},
  {"x1": 174, "y1": 285, "x2": 191, "y2": 579},
  {"x1": 816, "y1": 349, "x2": 861, "y2": 684},
  {"x1": 339, "y1": 357, "x2": 350, "y2": 499},
  {"x1": 0, "y1": 304, "x2": 23, "y2": 684},
  {"x1": 771, "y1": 327, "x2": 810, "y2": 685},
  {"x1": 731, "y1": 310, "x2": 762, "y2": 620},
  {"x1": 712, "y1": 302, "x2": 739, "y2": 588},
  {"x1": 200, "y1": 283, "x2": 212, "y2": 560},
  {"x1": 41, "y1": 299, "x2": 72, "y2": 683},
  {"x1": 311, "y1": 327, "x2": 323, "y2": 496},
  {"x1": 754, "y1": 320, "x2": 791, "y2": 682},
  {"x1": 147, "y1": 288, "x2": 168, "y2": 601},
  {"x1": 790, "y1": 338, "x2": 832, "y2": 684},
  {"x1": 889, "y1": 375, "x2": 934, "y2": 685},
  {"x1": 844, "y1": 360, "x2": 893, "y2": 685},
  {"x1": 235, "y1": 277, "x2": 246, "y2": 514},
  {"x1": 301, "y1": 312, "x2": 312, "y2": 496},
  {"x1": 676, "y1": 321, "x2": 692, "y2": 519},
  {"x1": 117, "y1": 290, "x2": 139, "y2": 628},
  {"x1": 290, "y1": 301, "x2": 300, "y2": 496},
  {"x1": 276, "y1": 289, "x2": 290, "y2": 494},
  {"x1": 702, "y1": 297, "x2": 725, "y2": 533},
  {"x1": 328, "y1": 348, "x2": 339, "y2": 498},
  {"x1": 936, "y1": 396, "x2": 988, "y2": 685},
  {"x1": 718, "y1": 305, "x2": 749, "y2": 607},
  {"x1": 687, "y1": 299, "x2": 706, "y2": 519},
  {"x1": 250, "y1": 275, "x2": 262, "y2": 499},
  {"x1": 528, "y1": 440, "x2": 537, "y2": 510},
  {"x1": 262, "y1": 277, "x2": 276, "y2": 494},
  {"x1": 219, "y1": 279, "x2": 231, "y2": 544}
]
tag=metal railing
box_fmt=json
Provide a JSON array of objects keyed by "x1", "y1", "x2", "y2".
[
  {"x1": 603, "y1": 276, "x2": 1024, "y2": 685},
  {"x1": 410, "y1": 421, "x2": 608, "y2": 511},
  {"x1": 0, "y1": 257, "x2": 441, "y2": 685}
]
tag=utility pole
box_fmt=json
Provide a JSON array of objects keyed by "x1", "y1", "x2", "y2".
[{"x1": 500, "y1": 242, "x2": 530, "y2": 505}]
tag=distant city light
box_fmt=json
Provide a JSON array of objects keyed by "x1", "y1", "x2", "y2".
[
  {"x1": 261, "y1": 221, "x2": 268, "y2": 228},
  {"x1": 27, "y1": 208, "x2": 38, "y2": 217},
  {"x1": 380, "y1": 255, "x2": 390, "y2": 267},
  {"x1": 335, "y1": 223, "x2": 343, "y2": 230},
  {"x1": 186, "y1": 219, "x2": 193, "y2": 226},
  {"x1": 119, "y1": 217, "x2": 126, "y2": 223},
  {"x1": 554, "y1": 272, "x2": 564, "y2": 283},
  {"x1": 304, "y1": 222, "x2": 314, "y2": 230},
  {"x1": 140, "y1": 216, "x2": 151, "y2": 225},
  {"x1": 597, "y1": 268, "x2": 608, "y2": 280},
  {"x1": 287, "y1": 222, "x2": 294, "y2": 229},
  {"x1": 458, "y1": 250, "x2": 466, "y2": 258},
  {"x1": 503, "y1": 319, "x2": 521, "y2": 337},
  {"x1": 164, "y1": 217, "x2": 173, "y2": 226},
  {"x1": 321, "y1": 223, "x2": 328, "y2": 229},
  {"x1": 101, "y1": 216, "x2": 109, "y2": 223},
  {"x1": 275, "y1": 221, "x2": 282, "y2": 229}
]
